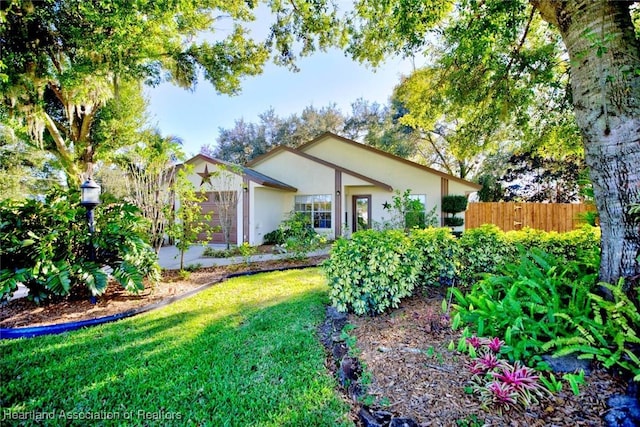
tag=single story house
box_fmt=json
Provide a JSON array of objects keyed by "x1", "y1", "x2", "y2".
[{"x1": 181, "y1": 132, "x2": 481, "y2": 245}]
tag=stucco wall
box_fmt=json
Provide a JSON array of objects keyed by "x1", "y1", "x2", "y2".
[
  {"x1": 252, "y1": 150, "x2": 334, "y2": 193},
  {"x1": 251, "y1": 185, "x2": 291, "y2": 245}
]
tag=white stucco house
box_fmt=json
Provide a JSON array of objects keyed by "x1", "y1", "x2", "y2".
[{"x1": 181, "y1": 132, "x2": 482, "y2": 245}]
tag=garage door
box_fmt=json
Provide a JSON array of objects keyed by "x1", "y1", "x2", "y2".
[{"x1": 199, "y1": 191, "x2": 238, "y2": 245}]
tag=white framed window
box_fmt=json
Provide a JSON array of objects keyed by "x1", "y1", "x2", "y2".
[
  {"x1": 295, "y1": 195, "x2": 332, "y2": 229},
  {"x1": 406, "y1": 194, "x2": 427, "y2": 228}
]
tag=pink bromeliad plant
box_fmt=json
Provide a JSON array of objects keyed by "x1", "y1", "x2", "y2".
[{"x1": 464, "y1": 336, "x2": 549, "y2": 412}]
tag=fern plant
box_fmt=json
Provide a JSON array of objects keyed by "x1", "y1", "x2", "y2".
[
  {"x1": 543, "y1": 280, "x2": 640, "y2": 381},
  {"x1": 450, "y1": 249, "x2": 596, "y2": 364}
]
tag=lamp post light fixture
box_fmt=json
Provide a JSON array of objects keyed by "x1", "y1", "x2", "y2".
[{"x1": 80, "y1": 177, "x2": 101, "y2": 262}]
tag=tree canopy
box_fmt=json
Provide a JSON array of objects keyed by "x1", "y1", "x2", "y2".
[
  {"x1": 203, "y1": 100, "x2": 417, "y2": 164},
  {"x1": 0, "y1": 0, "x2": 344, "y2": 184},
  {"x1": 343, "y1": 0, "x2": 640, "y2": 287}
]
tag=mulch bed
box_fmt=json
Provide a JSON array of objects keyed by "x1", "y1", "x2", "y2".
[{"x1": 347, "y1": 290, "x2": 631, "y2": 426}]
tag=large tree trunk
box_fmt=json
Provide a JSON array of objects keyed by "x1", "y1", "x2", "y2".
[{"x1": 533, "y1": 0, "x2": 640, "y2": 286}]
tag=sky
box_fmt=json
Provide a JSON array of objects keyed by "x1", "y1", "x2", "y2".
[{"x1": 145, "y1": 50, "x2": 418, "y2": 157}]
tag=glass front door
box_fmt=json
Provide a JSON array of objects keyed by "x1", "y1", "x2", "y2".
[{"x1": 353, "y1": 195, "x2": 371, "y2": 232}]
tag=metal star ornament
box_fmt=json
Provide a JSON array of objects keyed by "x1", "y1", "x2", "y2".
[{"x1": 198, "y1": 165, "x2": 214, "y2": 186}]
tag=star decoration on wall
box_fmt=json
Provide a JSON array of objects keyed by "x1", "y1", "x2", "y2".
[
  {"x1": 383, "y1": 201, "x2": 391, "y2": 210},
  {"x1": 198, "y1": 165, "x2": 214, "y2": 186}
]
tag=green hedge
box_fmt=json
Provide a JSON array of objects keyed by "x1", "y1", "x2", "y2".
[
  {"x1": 410, "y1": 227, "x2": 459, "y2": 287},
  {"x1": 324, "y1": 225, "x2": 601, "y2": 314},
  {"x1": 323, "y1": 229, "x2": 423, "y2": 315}
]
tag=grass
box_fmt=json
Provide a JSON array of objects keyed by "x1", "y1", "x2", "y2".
[{"x1": 0, "y1": 268, "x2": 352, "y2": 426}]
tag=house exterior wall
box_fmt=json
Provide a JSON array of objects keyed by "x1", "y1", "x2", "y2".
[
  {"x1": 185, "y1": 158, "x2": 244, "y2": 245},
  {"x1": 251, "y1": 185, "x2": 291, "y2": 245},
  {"x1": 252, "y1": 150, "x2": 334, "y2": 193},
  {"x1": 304, "y1": 139, "x2": 442, "y2": 228},
  {"x1": 252, "y1": 150, "x2": 338, "y2": 239}
]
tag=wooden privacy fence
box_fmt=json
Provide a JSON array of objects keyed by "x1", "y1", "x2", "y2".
[{"x1": 465, "y1": 202, "x2": 596, "y2": 233}]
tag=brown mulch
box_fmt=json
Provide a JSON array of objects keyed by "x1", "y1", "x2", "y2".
[
  {"x1": 348, "y1": 290, "x2": 629, "y2": 426},
  {"x1": 0, "y1": 256, "x2": 326, "y2": 329}
]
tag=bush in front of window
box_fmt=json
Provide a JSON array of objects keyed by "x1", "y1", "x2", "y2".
[
  {"x1": 324, "y1": 229, "x2": 423, "y2": 315},
  {"x1": 409, "y1": 227, "x2": 460, "y2": 288}
]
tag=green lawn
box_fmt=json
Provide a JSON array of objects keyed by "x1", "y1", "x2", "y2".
[{"x1": 1, "y1": 268, "x2": 352, "y2": 426}]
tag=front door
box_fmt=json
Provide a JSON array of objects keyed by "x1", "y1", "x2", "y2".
[{"x1": 352, "y1": 195, "x2": 371, "y2": 232}]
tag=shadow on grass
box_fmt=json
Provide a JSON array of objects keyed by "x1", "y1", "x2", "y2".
[{"x1": 0, "y1": 269, "x2": 352, "y2": 426}]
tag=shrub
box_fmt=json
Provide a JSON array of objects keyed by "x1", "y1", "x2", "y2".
[
  {"x1": 442, "y1": 195, "x2": 469, "y2": 214},
  {"x1": 275, "y1": 212, "x2": 325, "y2": 260},
  {"x1": 0, "y1": 189, "x2": 159, "y2": 304},
  {"x1": 505, "y1": 225, "x2": 600, "y2": 265},
  {"x1": 457, "y1": 224, "x2": 516, "y2": 287},
  {"x1": 263, "y1": 229, "x2": 285, "y2": 245},
  {"x1": 450, "y1": 249, "x2": 597, "y2": 364},
  {"x1": 324, "y1": 229, "x2": 423, "y2": 315},
  {"x1": 444, "y1": 217, "x2": 464, "y2": 227},
  {"x1": 543, "y1": 279, "x2": 640, "y2": 381},
  {"x1": 409, "y1": 227, "x2": 459, "y2": 287}
]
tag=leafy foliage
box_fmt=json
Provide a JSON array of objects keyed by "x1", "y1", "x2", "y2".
[
  {"x1": 275, "y1": 212, "x2": 326, "y2": 260},
  {"x1": 378, "y1": 189, "x2": 437, "y2": 231},
  {"x1": 165, "y1": 167, "x2": 214, "y2": 271},
  {"x1": 409, "y1": 227, "x2": 459, "y2": 288},
  {"x1": 204, "y1": 101, "x2": 418, "y2": 164},
  {"x1": 108, "y1": 130, "x2": 184, "y2": 253},
  {"x1": 442, "y1": 195, "x2": 469, "y2": 214},
  {"x1": 0, "y1": 188, "x2": 159, "y2": 304},
  {"x1": 499, "y1": 152, "x2": 586, "y2": 203},
  {"x1": 450, "y1": 250, "x2": 597, "y2": 364},
  {"x1": 456, "y1": 224, "x2": 600, "y2": 288},
  {"x1": 324, "y1": 230, "x2": 423, "y2": 315},
  {"x1": 457, "y1": 225, "x2": 515, "y2": 287},
  {"x1": 543, "y1": 280, "x2": 640, "y2": 381}
]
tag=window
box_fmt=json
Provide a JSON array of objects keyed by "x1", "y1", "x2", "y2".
[
  {"x1": 406, "y1": 194, "x2": 426, "y2": 228},
  {"x1": 295, "y1": 195, "x2": 332, "y2": 229}
]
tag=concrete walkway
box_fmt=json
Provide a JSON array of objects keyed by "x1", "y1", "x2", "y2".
[{"x1": 157, "y1": 244, "x2": 329, "y2": 270}]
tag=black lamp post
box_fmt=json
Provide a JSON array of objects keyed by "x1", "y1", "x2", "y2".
[{"x1": 80, "y1": 177, "x2": 101, "y2": 262}]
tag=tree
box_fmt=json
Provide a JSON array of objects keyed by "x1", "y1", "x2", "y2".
[
  {"x1": 392, "y1": 68, "x2": 504, "y2": 180},
  {"x1": 0, "y1": 126, "x2": 59, "y2": 200},
  {"x1": 0, "y1": 0, "x2": 344, "y2": 184},
  {"x1": 165, "y1": 166, "x2": 213, "y2": 271},
  {"x1": 344, "y1": 0, "x2": 640, "y2": 288},
  {"x1": 109, "y1": 131, "x2": 184, "y2": 254},
  {"x1": 205, "y1": 100, "x2": 417, "y2": 163}
]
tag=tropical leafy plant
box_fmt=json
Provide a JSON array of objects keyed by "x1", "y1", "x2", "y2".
[
  {"x1": 324, "y1": 229, "x2": 423, "y2": 315},
  {"x1": 462, "y1": 336, "x2": 549, "y2": 413},
  {"x1": 450, "y1": 249, "x2": 597, "y2": 363},
  {"x1": 409, "y1": 227, "x2": 459, "y2": 288},
  {"x1": 543, "y1": 280, "x2": 640, "y2": 381},
  {"x1": 0, "y1": 188, "x2": 159, "y2": 304}
]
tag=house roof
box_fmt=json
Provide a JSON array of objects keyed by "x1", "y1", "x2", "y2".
[
  {"x1": 247, "y1": 146, "x2": 393, "y2": 191},
  {"x1": 184, "y1": 154, "x2": 298, "y2": 192},
  {"x1": 298, "y1": 132, "x2": 483, "y2": 191}
]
